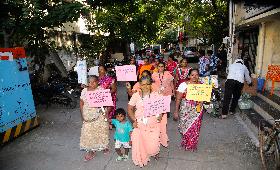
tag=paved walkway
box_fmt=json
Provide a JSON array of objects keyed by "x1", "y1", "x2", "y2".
[{"x1": 0, "y1": 83, "x2": 261, "y2": 170}]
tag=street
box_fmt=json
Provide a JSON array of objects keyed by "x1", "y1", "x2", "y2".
[{"x1": 0, "y1": 83, "x2": 261, "y2": 170}]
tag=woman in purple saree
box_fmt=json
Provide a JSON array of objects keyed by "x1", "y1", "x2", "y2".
[{"x1": 98, "y1": 65, "x2": 117, "y2": 120}]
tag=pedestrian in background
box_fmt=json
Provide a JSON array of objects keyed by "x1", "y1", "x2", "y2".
[
  {"x1": 173, "y1": 69, "x2": 204, "y2": 151},
  {"x1": 137, "y1": 56, "x2": 154, "y2": 78},
  {"x1": 217, "y1": 45, "x2": 228, "y2": 78},
  {"x1": 151, "y1": 56, "x2": 160, "y2": 73},
  {"x1": 166, "y1": 54, "x2": 178, "y2": 77},
  {"x1": 79, "y1": 75, "x2": 110, "y2": 161},
  {"x1": 198, "y1": 50, "x2": 210, "y2": 77},
  {"x1": 174, "y1": 58, "x2": 192, "y2": 90},
  {"x1": 221, "y1": 59, "x2": 252, "y2": 119},
  {"x1": 207, "y1": 50, "x2": 221, "y2": 75}
]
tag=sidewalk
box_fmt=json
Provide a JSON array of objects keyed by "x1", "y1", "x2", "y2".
[{"x1": 0, "y1": 83, "x2": 261, "y2": 170}]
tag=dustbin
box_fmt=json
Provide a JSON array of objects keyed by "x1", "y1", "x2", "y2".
[{"x1": 257, "y1": 78, "x2": 265, "y2": 92}]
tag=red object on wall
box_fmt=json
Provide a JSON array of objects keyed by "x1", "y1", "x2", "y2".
[{"x1": 0, "y1": 47, "x2": 26, "y2": 60}]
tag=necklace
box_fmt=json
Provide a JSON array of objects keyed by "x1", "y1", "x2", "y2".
[{"x1": 158, "y1": 71, "x2": 164, "y2": 86}]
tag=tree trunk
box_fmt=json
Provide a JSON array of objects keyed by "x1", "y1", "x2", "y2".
[
  {"x1": 3, "y1": 30, "x2": 10, "y2": 48},
  {"x1": 124, "y1": 40, "x2": 130, "y2": 60}
]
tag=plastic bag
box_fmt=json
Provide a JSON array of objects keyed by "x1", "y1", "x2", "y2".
[{"x1": 238, "y1": 93, "x2": 253, "y2": 110}]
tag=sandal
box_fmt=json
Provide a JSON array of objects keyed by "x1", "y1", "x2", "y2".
[{"x1": 84, "y1": 152, "x2": 95, "y2": 162}]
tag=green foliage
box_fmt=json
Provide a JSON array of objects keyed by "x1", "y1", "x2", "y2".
[
  {"x1": 0, "y1": 0, "x2": 228, "y2": 60},
  {"x1": 0, "y1": 0, "x2": 89, "y2": 50},
  {"x1": 86, "y1": 0, "x2": 228, "y2": 50}
]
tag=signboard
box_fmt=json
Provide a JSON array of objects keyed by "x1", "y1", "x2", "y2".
[
  {"x1": 0, "y1": 48, "x2": 37, "y2": 133},
  {"x1": 88, "y1": 66, "x2": 99, "y2": 76},
  {"x1": 86, "y1": 89, "x2": 114, "y2": 107},
  {"x1": 76, "y1": 60, "x2": 87, "y2": 85},
  {"x1": 143, "y1": 95, "x2": 171, "y2": 117},
  {"x1": 115, "y1": 65, "x2": 137, "y2": 81},
  {"x1": 186, "y1": 84, "x2": 212, "y2": 102}
]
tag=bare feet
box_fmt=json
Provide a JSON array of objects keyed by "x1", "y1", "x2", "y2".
[
  {"x1": 103, "y1": 148, "x2": 110, "y2": 155},
  {"x1": 84, "y1": 151, "x2": 95, "y2": 162}
]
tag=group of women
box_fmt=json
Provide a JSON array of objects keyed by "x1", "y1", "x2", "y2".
[{"x1": 79, "y1": 55, "x2": 205, "y2": 167}]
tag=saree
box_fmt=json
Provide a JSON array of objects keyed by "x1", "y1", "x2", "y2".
[
  {"x1": 177, "y1": 82, "x2": 203, "y2": 151},
  {"x1": 129, "y1": 92, "x2": 161, "y2": 167},
  {"x1": 175, "y1": 67, "x2": 192, "y2": 89},
  {"x1": 99, "y1": 75, "x2": 116, "y2": 119},
  {"x1": 178, "y1": 99, "x2": 203, "y2": 151},
  {"x1": 80, "y1": 88, "x2": 109, "y2": 151}
]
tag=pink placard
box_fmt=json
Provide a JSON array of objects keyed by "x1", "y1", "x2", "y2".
[
  {"x1": 143, "y1": 95, "x2": 171, "y2": 117},
  {"x1": 86, "y1": 89, "x2": 114, "y2": 107},
  {"x1": 115, "y1": 65, "x2": 137, "y2": 81}
]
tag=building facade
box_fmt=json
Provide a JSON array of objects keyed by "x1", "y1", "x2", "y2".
[{"x1": 228, "y1": 0, "x2": 280, "y2": 89}]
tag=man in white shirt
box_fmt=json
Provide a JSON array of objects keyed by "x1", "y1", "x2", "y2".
[{"x1": 221, "y1": 59, "x2": 252, "y2": 119}]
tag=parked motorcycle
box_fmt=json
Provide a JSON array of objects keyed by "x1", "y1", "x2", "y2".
[{"x1": 31, "y1": 73, "x2": 77, "y2": 109}]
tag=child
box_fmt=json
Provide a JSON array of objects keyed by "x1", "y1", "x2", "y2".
[{"x1": 111, "y1": 108, "x2": 133, "y2": 161}]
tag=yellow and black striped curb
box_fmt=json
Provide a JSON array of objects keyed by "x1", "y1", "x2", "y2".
[{"x1": 0, "y1": 116, "x2": 40, "y2": 145}]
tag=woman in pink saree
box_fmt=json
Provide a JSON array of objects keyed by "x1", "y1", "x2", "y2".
[
  {"x1": 152, "y1": 62, "x2": 173, "y2": 147},
  {"x1": 128, "y1": 76, "x2": 162, "y2": 167},
  {"x1": 173, "y1": 69, "x2": 203, "y2": 151},
  {"x1": 98, "y1": 65, "x2": 117, "y2": 119}
]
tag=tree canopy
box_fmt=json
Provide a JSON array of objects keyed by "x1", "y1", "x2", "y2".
[{"x1": 1, "y1": 0, "x2": 228, "y2": 57}]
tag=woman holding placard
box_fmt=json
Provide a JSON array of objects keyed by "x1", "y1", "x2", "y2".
[
  {"x1": 98, "y1": 65, "x2": 117, "y2": 119},
  {"x1": 80, "y1": 75, "x2": 110, "y2": 161},
  {"x1": 173, "y1": 69, "x2": 203, "y2": 151},
  {"x1": 126, "y1": 70, "x2": 156, "y2": 97},
  {"x1": 127, "y1": 57, "x2": 138, "y2": 100},
  {"x1": 152, "y1": 61, "x2": 173, "y2": 147},
  {"x1": 128, "y1": 76, "x2": 163, "y2": 167}
]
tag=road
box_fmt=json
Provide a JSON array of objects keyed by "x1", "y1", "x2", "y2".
[{"x1": 0, "y1": 82, "x2": 261, "y2": 170}]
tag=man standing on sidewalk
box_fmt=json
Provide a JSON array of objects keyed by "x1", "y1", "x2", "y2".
[{"x1": 221, "y1": 59, "x2": 252, "y2": 119}]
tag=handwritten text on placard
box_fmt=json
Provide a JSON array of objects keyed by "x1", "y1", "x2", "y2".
[
  {"x1": 186, "y1": 84, "x2": 212, "y2": 102},
  {"x1": 143, "y1": 95, "x2": 171, "y2": 117},
  {"x1": 86, "y1": 89, "x2": 114, "y2": 107},
  {"x1": 115, "y1": 65, "x2": 137, "y2": 81}
]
